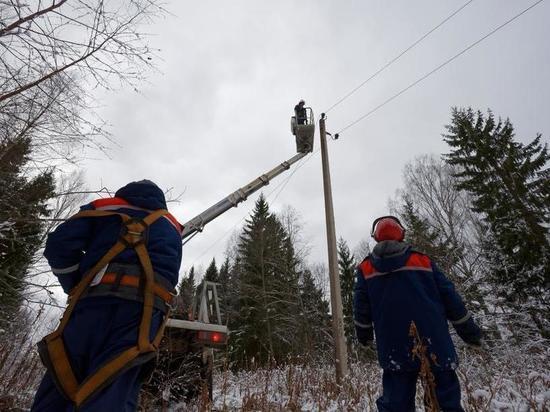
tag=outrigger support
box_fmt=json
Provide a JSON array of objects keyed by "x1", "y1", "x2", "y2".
[{"x1": 180, "y1": 151, "x2": 308, "y2": 241}]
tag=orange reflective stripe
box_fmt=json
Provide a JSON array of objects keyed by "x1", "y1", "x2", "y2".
[
  {"x1": 90, "y1": 198, "x2": 182, "y2": 235},
  {"x1": 359, "y1": 260, "x2": 376, "y2": 279},
  {"x1": 405, "y1": 253, "x2": 432, "y2": 269},
  {"x1": 99, "y1": 273, "x2": 174, "y2": 304},
  {"x1": 91, "y1": 197, "x2": 130, "y2": 208},
  {"x1": 359, "y1": 252, "x2": 433, "y2": 279},
  {"x1": 164, "y1": 212, "x2": 183, "y2": 234}
]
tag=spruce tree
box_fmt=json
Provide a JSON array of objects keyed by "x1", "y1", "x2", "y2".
[
  {"x1": 230, "y1": 194, "x2": 302, "y2": 366},
  {"x1": 443, "y1": 108, "x2": 549, "y2": 333},
  {"x1": 195, "y1": 259, "x2": 219, "y2": 313},
  {"x1": 298, "y1": 269, "x2": 331, "y2": 357},
  {"x1": 204, "y1": 258, "x2": 219, "y2": 282},
  {"x1": 176, "y1": 267, "x2": 196, "y2": 318},
  {"x1": 0, "y1": 137, "x2": 54, "y2": 326},
  {"x1": 218, "y1": 257, "x2": 230, "y2": 286},
  {"x1": 217, "y1": 257, "x2": 231, "y2": 324},
  {"x1": 337, "y1": 238, "x2": 356, "y2": 343}
]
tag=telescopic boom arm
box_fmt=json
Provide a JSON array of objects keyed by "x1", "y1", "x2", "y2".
[{"x1": 181, "y1": 151, "x2": 308, "y2": 242}]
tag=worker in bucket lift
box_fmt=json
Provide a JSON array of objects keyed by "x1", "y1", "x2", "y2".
[
  {"x1": 353, "y1": 216, "x2": 481, "y2": 412},
  {"x1": 294, "y1": 99, "x2": 307, "y2": 125},
  {"x1": 32, "y1": 180, "x2": 183, "y2": 412}
]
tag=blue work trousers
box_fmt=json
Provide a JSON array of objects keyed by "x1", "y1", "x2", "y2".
[
  {"x1": 376, "y1": 369, "x2": 464, "y2": 412},
  {"x1": 31, "y1": 298, "x2": 162, "y2": 412}
]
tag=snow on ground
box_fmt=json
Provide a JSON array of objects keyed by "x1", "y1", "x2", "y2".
[
  {"x1": 1, "y1": 323, "x2": 548, "y2": 411},
  {"x1": 168, "y1": 348, "x2": 549, "y2": 411}
]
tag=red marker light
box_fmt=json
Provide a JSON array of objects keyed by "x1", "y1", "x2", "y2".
[{"x1": 196, "y1": 330, "x2": 227, "y2": 345}]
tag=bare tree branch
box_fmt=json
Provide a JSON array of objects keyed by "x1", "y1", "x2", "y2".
[{"x1": 0, "y1": 0, "x2": 69, "y2": 37}]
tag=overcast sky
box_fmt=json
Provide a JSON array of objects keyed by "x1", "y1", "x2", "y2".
[{"x1": 81, "y1": 0, "x2": 550, "y2": 279}]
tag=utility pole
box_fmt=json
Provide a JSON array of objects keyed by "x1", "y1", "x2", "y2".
[{"x1": 319, "y1": 113, "x2": 349, "y2": 382}]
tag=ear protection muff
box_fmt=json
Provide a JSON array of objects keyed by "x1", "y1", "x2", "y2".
[{"x1": 370, "y1": 215, "x2": 406, "y2": 241}]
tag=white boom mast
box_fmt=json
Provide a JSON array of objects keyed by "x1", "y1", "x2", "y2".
[{"x1": 180, "y1": 151, "x2": 308, "y2": 242}]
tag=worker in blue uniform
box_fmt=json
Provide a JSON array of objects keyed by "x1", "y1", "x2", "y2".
[
  {"x1": 32, "y1": 180, "x2": 183, "y2": 412},
  {"x1": 354, "y1": 216, "x2": 481, "y2": 412},
  {"x1": 294, "y1": 99, "x2": 307, "y2": 125}
]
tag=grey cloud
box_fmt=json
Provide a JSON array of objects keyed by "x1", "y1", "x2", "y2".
[{"x1": 80, "y1": 0, "x2": 550, "y2": 275}]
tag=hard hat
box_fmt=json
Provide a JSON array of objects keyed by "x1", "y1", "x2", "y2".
[{"x1": 371, "y1": 216, "x2": 405, "y2": 242}]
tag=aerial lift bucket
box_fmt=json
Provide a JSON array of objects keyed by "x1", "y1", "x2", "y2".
[{"x1": 291, "y1": 107, "x2": 315, "y2": 153}]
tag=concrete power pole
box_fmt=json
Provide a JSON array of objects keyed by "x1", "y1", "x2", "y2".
[{"x1": 319, "y1": 113, "x2": 349, "y2": 382}]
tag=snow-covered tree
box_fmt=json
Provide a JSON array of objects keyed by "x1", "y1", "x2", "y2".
[
  {"x1": 0, "y1": 137, "x2": 54, "y2": 326},
  {"x1": 390, "y1": 155, "x2": 486, "y2": 306},
  {"x1": 444, "y1": 108, "x2": 549, "y2": 335}
]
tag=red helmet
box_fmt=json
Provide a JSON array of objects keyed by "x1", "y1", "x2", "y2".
[{"x1": 371, "y1": 216, "x2": 405, "y2": 242}]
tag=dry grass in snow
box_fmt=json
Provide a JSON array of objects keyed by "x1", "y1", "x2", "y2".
[{"x1": 171, "y1": 345, "x2": 549, "y2": 411}]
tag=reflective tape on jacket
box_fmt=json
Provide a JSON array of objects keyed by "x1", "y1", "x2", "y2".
[
  {"x1": 450, "y1": 311, "x2": 471, "y2": 325},
  {"x1": 354, "y1": 320, "x2": 373, "y2": 329},
  {"x1": 359, "y1": 252, "x2": 432, "y2": 280},
  {"x1": 91, "y1": 197, "x2": 182, "y2": 235},
  {"x1": 51, "y1": 263, "x2": 80, "y2": 275}
]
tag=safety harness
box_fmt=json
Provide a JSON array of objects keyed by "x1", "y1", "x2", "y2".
[{"x1": 37, "y1": 208, "x2": 177, "y2": 408}]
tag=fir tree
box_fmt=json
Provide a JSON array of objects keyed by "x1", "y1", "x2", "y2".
[
  {"x1": 176, "y1": 266, "x2": 196, "y2": 318},
  {"x1": 204, "y1": 258, "x2": 219, "y2": 282},
  {"x1": 298, "y1": 269, "x2": 331, "y2": 357},
  {"x1": 444, "y1": 108, "x2": 549, "y2": 333},
  {"x1": 218, "y1": 257, "x2": 230, "y2": 286},
  {"x1": 230, "y1": 194, "x2": 302, "y2": 366},
  {"x1": 337, "y1": 238, "x2": 356, "y2": 343},
  {"x1": 195, "y1": 259, "x2": 219, "y2": 314},
  {"x1": 0, "y1": 137, "x2": 54, "y2": 325},
  {"x1": 217, "y1": 257, "x2": 231, "y2": 324}
]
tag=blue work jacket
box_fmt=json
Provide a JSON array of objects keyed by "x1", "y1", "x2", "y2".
[
  {"x1": 353, "y1": 240, "x2": 480, "y2": 371},
  {"x1": 44, "y1": 180, "x2": 183, "y2": 294}
]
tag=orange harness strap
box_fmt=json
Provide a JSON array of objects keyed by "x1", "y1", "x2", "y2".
[
  {"x1": 38, "y1": 209, "x2": 172, "y2": 408},
  {"x1": 97, "y1": 273, "x2": 174, "y2": 303}
]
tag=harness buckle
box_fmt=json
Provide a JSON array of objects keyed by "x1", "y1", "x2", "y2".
[{"x1": 119, "y1": 218, "x2": 148, "y2": 246}]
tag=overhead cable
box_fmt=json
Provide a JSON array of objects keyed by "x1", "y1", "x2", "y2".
[
  {"x1": 337, "y1": 0, "x2": 545, "y2": 135},
  {"x1": 324, "y1": 0, "x2": 475, "y2": 114}
]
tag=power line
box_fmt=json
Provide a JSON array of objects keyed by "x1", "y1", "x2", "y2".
[
  {"x1": 324, "y1": 0, "x2": 475, "y2": 114},
  {"x1": 337, "y1": 0, "x2": 545, "y2": 135}
]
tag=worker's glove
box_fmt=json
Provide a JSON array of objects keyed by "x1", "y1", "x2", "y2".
[
  {"x1": 358, "y1": 342, "x2": 377, "y2": 361},
  {"x1": 465, "y1": 335, "x2": 482, "y2": 347},
  {"x1": 454, "y1": 317, "x2": 482, "y2": 346},
  {"x1": 356, "y1": 326, "x2": 374, "y2": 346}
]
